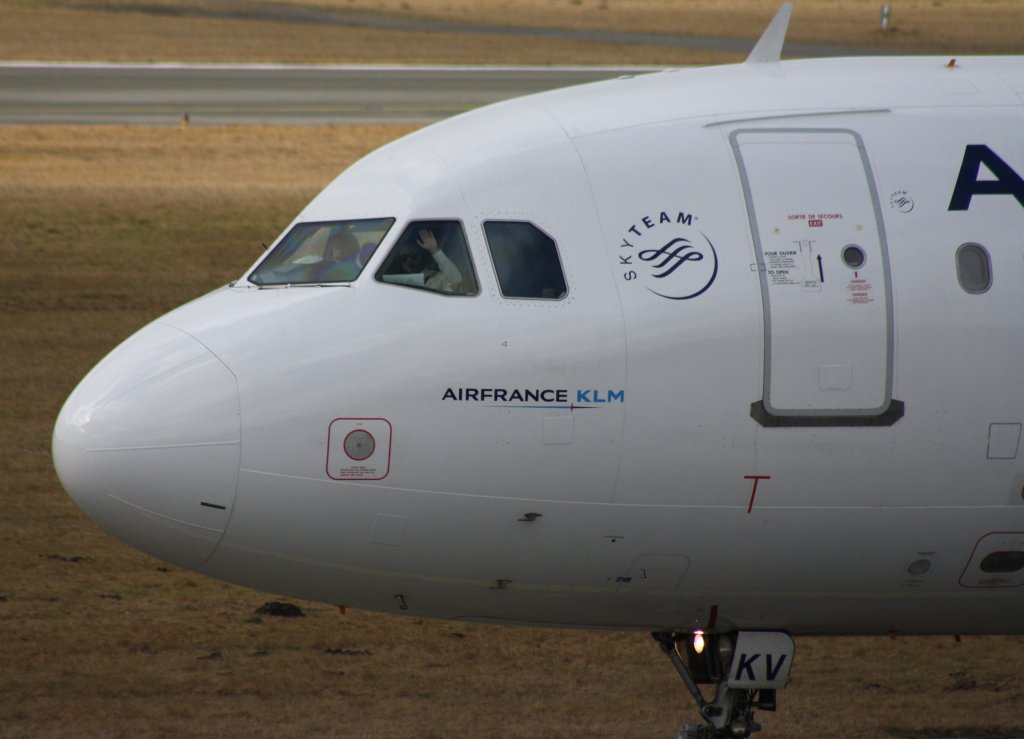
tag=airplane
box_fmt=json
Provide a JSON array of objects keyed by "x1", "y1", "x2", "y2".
[{"x1": 52, "y1": 5, "x2": 1024, "y2": 737}]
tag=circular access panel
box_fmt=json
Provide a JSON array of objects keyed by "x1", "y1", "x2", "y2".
[
  {"x1": 343, "y1": 429, "x2": 376, "y2": 461},
  {"x1": 842, "y1": 244, "x2": 866, "y2": 269}
]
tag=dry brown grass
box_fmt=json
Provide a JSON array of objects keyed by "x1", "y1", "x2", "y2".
[
  {"x1": 4, "y1": 125, "x2": 1024, "y2": 737},
  {"x1": 0, "y1": 0, "x2": 1022, "y2": 66},
  {"x1": 303, "y1": 0, "x2": 1024, "y2": 53},
  {"x1": 0, "y1": 0, "x2": 726, "y2": 65}
]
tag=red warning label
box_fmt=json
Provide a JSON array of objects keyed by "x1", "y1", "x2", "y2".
[{"x1": 846, "y1": 278, "x2": 874, "y2": 305}]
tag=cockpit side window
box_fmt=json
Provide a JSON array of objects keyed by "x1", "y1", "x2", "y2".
[
  {"x1": 248, "y1": 218, "x2": 394, "y2": 286},
  {"x1": 483, "y1": 221, "x2": 567, "y2": 300},
  {"x1": 376, "y1": 221, "x2": 479, "y2": 296}
]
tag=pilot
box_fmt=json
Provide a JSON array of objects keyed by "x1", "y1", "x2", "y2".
[
  {"x1": 318, "y1": 229, "x2": 361, "y2": 282},
  {"x1": 390, "y1": 228, "x2": 462, "y2": 293}
]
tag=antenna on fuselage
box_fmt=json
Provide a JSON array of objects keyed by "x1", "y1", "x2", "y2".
[{"x1": 746, "y1": 2, "x2": 793, "y2": 64}]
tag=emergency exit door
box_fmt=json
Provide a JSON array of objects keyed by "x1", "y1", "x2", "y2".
[{"x1": 731, "y1": 128, "x2": 902, "y2": 426}]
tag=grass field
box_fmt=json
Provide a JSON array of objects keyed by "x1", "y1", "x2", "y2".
[
  {"x1": 3, "y1": 1, "x2": 1024, "y2": 736},
  {"x1": 1, "y1": 0, "x2": 1022, "y2": 65}
]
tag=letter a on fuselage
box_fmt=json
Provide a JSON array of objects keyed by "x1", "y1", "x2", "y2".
[{"x1": 949, "y1": 144, "x2": 1024, "y2": 210}]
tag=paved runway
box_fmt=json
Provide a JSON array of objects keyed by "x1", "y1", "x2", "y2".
[{"x1": 0, "y1": 63, "x2": 662, "y2": 125}]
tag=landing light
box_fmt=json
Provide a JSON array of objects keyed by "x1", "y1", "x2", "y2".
[{"x1": 693, "y1": 629, "x2": 705, "y2": 655}]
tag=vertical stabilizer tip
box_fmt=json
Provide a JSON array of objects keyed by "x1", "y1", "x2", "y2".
[{"x1": 746, "y1": 3, "x2": 793, "y2": 64}]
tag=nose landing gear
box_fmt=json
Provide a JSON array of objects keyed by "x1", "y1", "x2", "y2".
[{"x1": 652, "y1": 630, "x2": 794, "y2": 738}]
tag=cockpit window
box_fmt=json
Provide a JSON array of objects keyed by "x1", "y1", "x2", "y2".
[
  {"x1": 376, "y1": 221, "x2": 479, "y2": 296},
  {"x1": 248, "y1": 218, "x2": 394, "y2": 286},
  {"x1": 483, "y1": 221, "x2": 567, "y2": 300}
]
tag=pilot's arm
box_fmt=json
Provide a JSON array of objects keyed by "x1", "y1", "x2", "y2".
[
  {"x1": 418, "y1": 229, "x2": 462, "y2": 291},
  {"x1": 430, "y1": 248, "x2": 462, "y2": 287}
]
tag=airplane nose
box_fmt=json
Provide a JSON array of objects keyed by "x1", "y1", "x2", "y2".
[{"x1": 53, "y1": 323, "x2": 240, "y2": 570}]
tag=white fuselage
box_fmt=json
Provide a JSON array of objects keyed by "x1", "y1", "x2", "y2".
[{"x1": 54, "y1": 56, "x2": 1024, "y2": 637}]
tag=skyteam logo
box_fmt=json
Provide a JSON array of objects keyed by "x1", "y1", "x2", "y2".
[{"x1": 620, "y1": 210, "x2": 718, "y2": 300}]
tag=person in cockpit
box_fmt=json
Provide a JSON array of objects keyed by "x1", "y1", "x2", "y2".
[
  {"x1": 318, "y1": 229, "x2": 361, "y2": 282},
  {"x1": 385, "y1": 228, "x2": 462, "y2": 293}
]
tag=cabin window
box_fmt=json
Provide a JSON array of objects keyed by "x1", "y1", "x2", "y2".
[
  {"x1": 376, "y1": 221, "x2": 478, "y2": 296},
  {"x1": 248, "y1": 218, "x2": 394, "y2": 286},
  {"x1": 483, "y1": 221, "x2": 567, "y2": 300},
  {"x1": 955, "y1": 243, "x2": 992, "y2": 294}
]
